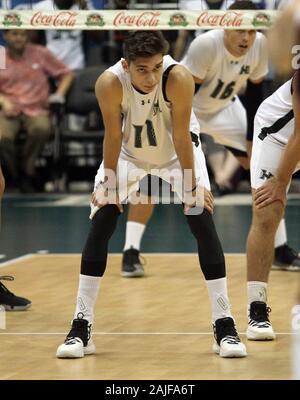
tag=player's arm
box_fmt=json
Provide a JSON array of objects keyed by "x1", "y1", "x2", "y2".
[
  {"x1": 95, "y1": 71, "x2": 123, "y2": 184},
  {"x1": 167, "y1": 65, "x2": 213, "y2": 213},
  {"x1": 254, "y1": 73, "x2": 300, "y2": 209},
  {"x1": 274, "y1": 73, "x2": 300, "y2": 186},
  {"x1": 167, "y1": 65, "x2": 197, "y2": 191}
]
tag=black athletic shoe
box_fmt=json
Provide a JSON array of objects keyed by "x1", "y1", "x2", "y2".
[
  {"x1": 247, "y1": 301, "x2": 275, "y2": 340},
  {"x1": 273, "y1": 244, "x2": 300, "y2": 271},
  {"x1": 213, "y1": 317, "x2": 247, "y2": 357},
  {"x1": 0, "y1": 276, "x2": 32, "y2": 311},
  {"x1": 121, "y1": 247, "x2": 144, "y2": 277},
  {"x1": 56, "y1": 314, "x2": 95, "y2": 358}
]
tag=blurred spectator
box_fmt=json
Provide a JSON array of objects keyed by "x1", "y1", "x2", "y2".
[
  {"x1": 0, "y1": 30, "x2": 74, "y2": 192},
  {"x1": 32, "y1": 0, "x2": 94, "y2": 70}
]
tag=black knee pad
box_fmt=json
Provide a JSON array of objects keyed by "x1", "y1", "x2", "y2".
[
  {"x1": 185, "y1": 209, "x2": 226, "y2": 280},
  {"x1": 81, "y1": 205, "x2": 120, "y2": 277}
]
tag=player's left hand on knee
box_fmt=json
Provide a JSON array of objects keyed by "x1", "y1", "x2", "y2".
[
  {"x1": 254, "y1": 177, "x2": 287, "y2": 209},
  {"x1": 184, "y1": 186, "x2": 214, "y2": 215},
  {"x1": 91, "y1": 186, "x2": 123, "y2": 213}
]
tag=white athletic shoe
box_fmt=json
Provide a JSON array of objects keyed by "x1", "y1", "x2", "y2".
[
  {"x1": 56, "y1": 317, "x2": 96, "y2": 359},
  {"x1": 246, "y1": 301, "x2": 275, "y2": 341},
  {"x1": 213, "y1": 317, "x2": 247, "y2": 358}
]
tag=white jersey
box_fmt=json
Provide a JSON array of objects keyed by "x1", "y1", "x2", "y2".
[
  {"x1": 33, "y1": 0, "x2": 93, "y2": 70},
  {"x1": 255, "y1": 78, "x2": 294, "y2": 145},
  {"x1": 107, "y1": 55, "x2": 200, "y2": 166},
  {"x1": 181, "y1": 29, "x2": 268, "y2": 116}
]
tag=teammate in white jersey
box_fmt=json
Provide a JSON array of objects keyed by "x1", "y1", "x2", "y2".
[
  {"x1": 121, "y1": 0, "x2": 300, "y2": 278},
  {"x1": 33, "y1": 0, "x2": 92, "y2": 70},
  {"x1": 245, "y1": 69, "x2": 300, "y2": 341},
  {"x1": 267, "y1": 0, "x2": 300, "y2": 379},
  {"x1": 56, "y1": 31, "x2": 247, "y2": 359}
]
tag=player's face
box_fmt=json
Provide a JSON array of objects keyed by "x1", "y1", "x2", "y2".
[
  {"x1": 4, "y1": 30, "x2": 28, "y2": 53},
  {"x1": 123, "y1": 54, "x2": 164, "y2": 94},
  {"x1": 224, "y1": 30, "x2": 256, "y2": 57}
]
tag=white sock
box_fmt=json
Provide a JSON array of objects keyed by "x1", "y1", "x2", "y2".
[
  {"x1": 247, "y1": 281, "x2": 267, "y2": 304},
  {"x1": 74, "y1": 274, "x2": 101, "y2": 324},
  {"x1": 205, "y1": 277, "x2": 232, "y2": 322},
  {"x1": 275, "y1": 219, "x2": 287, "y2": 248},
  {"x1": 123, "y1": 222, "x2": 146, "y2": 252}
]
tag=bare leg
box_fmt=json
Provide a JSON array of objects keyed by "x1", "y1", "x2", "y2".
[
  {"x1": 247, "y1": 195, "x2": 284, "y2": 282},
  {"x1": 128, "y1": 201, "x2": 155, "y2": 225},
  {"x1": 246, "y1": 191, "x2": 284, "y2": 340}
]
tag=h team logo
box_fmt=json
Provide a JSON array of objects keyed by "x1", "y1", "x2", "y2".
[
  {"x1": 260, "y1": 169, "x2": 274, "y2": 181},
  {"x1": 168, "y1": 13, "x2": 188, "y2": 27},
  {"x1": 252, "y1": 13, "x2": 272, "y2": 28},
  {"x1": 3, "y1": 13, "x2": 22, "y2": 27},
  {"x1": 85, "y1": 13, "x2": 105, "y2": 27}
]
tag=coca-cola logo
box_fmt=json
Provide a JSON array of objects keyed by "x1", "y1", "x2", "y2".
[
  {"x1": 197, "y1": 11, "x2": 243, "y2": 28},
  {"x1": 113, "y1": 11, "x2": 160, "y2": 27},
  {"x1": 31, "y1": 11, "x2": 78, "y2": 27}
]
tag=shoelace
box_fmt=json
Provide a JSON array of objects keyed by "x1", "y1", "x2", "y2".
[
  {"x1": 221, "y1": 335, "x2": 241, "y2": 345},
  {"x1": 249, "y1": 302, "x2": 272, "y2": 328},
  {"x1": 250, "y1": 304, "x2": 272, "y2": 323},
  {"x1": 214, "y1": 318, "x2": 240, "y2": 345},
  {"x1": 65, "y1": 314, "x2": 92, "y2": 345}
]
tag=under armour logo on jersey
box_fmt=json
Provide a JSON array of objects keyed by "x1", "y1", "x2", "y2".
[
  {"x1": 230, "y1": 61, "x2": 239, "y2": 65},
  {"x1": 260, "y1": 169, "x2": 274, "y2": 180},
  {"x1": 141, "y1": 99, "x2": 151, "y2": 105},
  {"x1": 240, "y1": 65, "x2": 250, "y2": 75},
  {"x1": 153, "y1": 101, "x2": 162, "y2": 116}
]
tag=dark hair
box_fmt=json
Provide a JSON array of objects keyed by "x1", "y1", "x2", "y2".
[
  {"x1": 228, "y1": 0, "x2": 258, "y2": 10},
  {"x1": 123, "y1": 31, "x2": 169, "y2": 62}
]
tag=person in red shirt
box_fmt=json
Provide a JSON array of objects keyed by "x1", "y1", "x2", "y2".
[{"x1": 0, "y1": 30, "x2": 74, "y2": 192}]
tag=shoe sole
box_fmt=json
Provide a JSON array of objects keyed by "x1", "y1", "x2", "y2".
[
  {"x1": 246, "y1": 328, "x2": 276, "y2": 341},
  {"x1": 121, "y1": 271, "x2": 144, "y2": 278},
  {"x1": 56, "y1": 342, "x2": 96, "y2": 359},
  {"x1": 2, "y1": 303, "x2": 32, "y2": 311},
  {"x1": 272, "y1": 264, "x2": 300, "y2": 272},
  {"x1": 213, "y1": 343, "x2": 247, "y2": 358}
]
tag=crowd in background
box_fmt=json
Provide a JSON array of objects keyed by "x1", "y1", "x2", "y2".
[{"x1": 0, "y1": 0, "x2": 294, "y2": 193}]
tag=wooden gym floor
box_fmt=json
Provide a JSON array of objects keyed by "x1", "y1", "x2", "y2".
[{"x1": 0, "y1": 253, "x2": 298, "y2": 380}]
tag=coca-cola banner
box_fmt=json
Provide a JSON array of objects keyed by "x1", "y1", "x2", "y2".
[{"x1": 0, "y1": 9, "x2": 278, "y2": 30}]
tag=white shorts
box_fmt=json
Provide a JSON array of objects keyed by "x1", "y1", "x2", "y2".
[
  {"x1": 197, "y1": 97, "x2": 247, "y2": 152},
  {"x1": 251, "y1": 116, "x2": 300, "y2": 189},
  {"x1": 90, "y1": 143, "x2": 210, "y2": 219}
]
